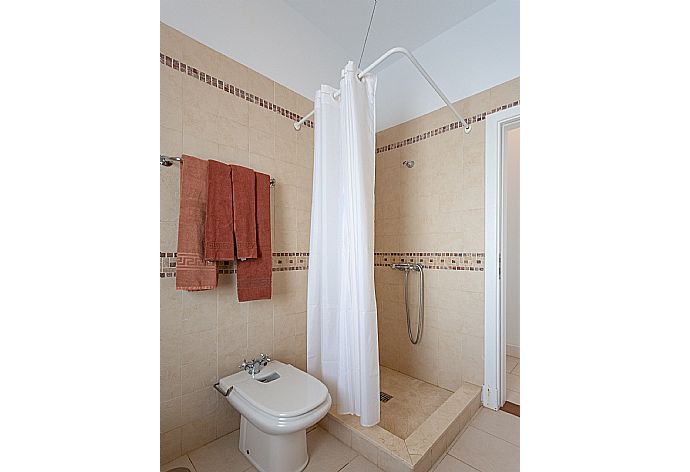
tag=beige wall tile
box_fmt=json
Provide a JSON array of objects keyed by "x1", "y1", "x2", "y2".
[
  {"x1": 161, "y1": 93, "x2": 183, "y2": 131},
  {"x1": 488, "y1": 77, "x2": 520, "y2": 109},
  {"x1": 247, "y1": 315, "x2": 274, "y2": 356},
  {"x1": 218, "y1": 55, "x2": 249, "y2": 92},
  {"x1": 181, "y1": 387, "x2": 218, "y2": 425},
  {"x1": 160, "y1": 160, "x2": 180, "y2": 223},
  {"x1": 183, "y1": 107, "x2": 219, "y2": 144},
  {"x1": 295, "y1": 94, "x2": 314, "y2": 117},
  {"x1": 183, "y1": 75, "x2": 220, "y2": 115},
  {"x1": 249, "y1": 105, "x2": 276, "y2": 136},
  {"x1": 182, "y1": 290, "x2": 217, "y2": 335},
  {"x1": 181, "y1": 134, "x2": 219, "y2": 161},
  {"x1": 456, "y1": 89, "x2": 491, "y2": 119},
  {"x1": 180, "y1": 35, "x2": 224, "y2": 79},
  {"x1": 217, "y1": 116, "x2": 249, "y2": 150},
  {"x1": 161, "y1": 363, "x2": 181, "y2": 402},
  {"x1": 160, "y1": 22, "x2": 185, "y2": 57},
  {"x1": 181, "y1": 328, "x2": 217, "y2": 365},
  {"x1": 275, "y1": 83, "x2": 297, "y2": 111},
  {"x1": 161, "y1": 396, "x2": 182, "y2": 434},
  {"x1": 217, "y1": 91, "x2": 248, "y2": 126},
  {"x1": 249, "y1": 128, "x2": 274, "y2": 158},
  {"x1": 160, "y1": 278, "x2": 183, "y2": 338},
  {"x1": 160, "y1": 126, "x2": 182, "y2": 159},
  {"x1": 245, "y1": 69, "x2": 274, "y2": 102},
  {"x1": 160, "y1": 428, "x2": 182, "y2": 464},
  {"x1": 217, "y1": 145, "x2": 249, "y2": 166},
  {"x1": 161, "y1": 332, "x2": 181, "y2": 368},
  {"x1": 181, "y1": 412, "x2": 217, "y2": 454},
  {"x1": 160, "y1": 222, "x2": 178, "y2": 252},
  {"x1": 215, "y1": 399, "x2": 241, "y2": 436},
  {"x1": 181, "y1": 357, "x2": 217, "y2": 395}
]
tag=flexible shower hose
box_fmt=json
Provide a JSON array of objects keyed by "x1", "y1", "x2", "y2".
[{"x1": 403, "y1": 264, "x2": 424, "y2": 344}]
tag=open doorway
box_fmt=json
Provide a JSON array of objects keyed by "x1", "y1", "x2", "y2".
[
  {"x1": 503, "y1": 125, "x2": 520, "y2": 407},
  {"x1": 483, "y1": 105, "x2": 520, "y2": 411}
]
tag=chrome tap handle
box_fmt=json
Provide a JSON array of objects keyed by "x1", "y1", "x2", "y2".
[
  {"x1": 259, "y1": 353, "x2": 271, "y2": 365},
  {"x1": 239, "y1": 360, "x2": 250, "y2": 371}
]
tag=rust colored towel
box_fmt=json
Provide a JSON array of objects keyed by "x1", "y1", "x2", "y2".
[
  {"x1": 237, "y1": 172, "x2": 272, "y2": 302},
  {"x1": 204, "y1": 160, "x2": 235, "y2": 261},
  {"x1": 176, "y1": 155, "x2": 217, "y2": 291},
  {"x1": 231, "y1": 165, "x2": 258, "y2": 259}
]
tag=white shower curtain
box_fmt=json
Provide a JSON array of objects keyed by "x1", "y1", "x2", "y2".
[{"x1": 307, "y1": 61, "x2": 380, "y2": 427}]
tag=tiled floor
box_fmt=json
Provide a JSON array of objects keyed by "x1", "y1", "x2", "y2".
[
  {"x1": 161, "y1": 407, "x2": 519, "y2": 472},
  {"x1": 505, "y1": 356, "x2": 520, "y2": 406},
  {"x1": 378, "y1": 366, "x2": 453, "y2": 439}
]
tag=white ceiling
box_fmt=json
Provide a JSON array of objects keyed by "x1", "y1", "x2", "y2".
[
  {"x1": 160, "y1": 0, "x2": 519, "y2": 130},
  {"x1": 282, "y1": 0, "x2": 495, "y2": 68}
]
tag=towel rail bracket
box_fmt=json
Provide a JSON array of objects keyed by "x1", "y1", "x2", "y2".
[{"x1": 213, "y1": 382, "x2": 233, "y2": 397}]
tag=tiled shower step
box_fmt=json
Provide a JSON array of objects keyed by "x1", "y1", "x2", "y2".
[{"x1": 321, "y1": 382, "x2": 481, "y2": 472}]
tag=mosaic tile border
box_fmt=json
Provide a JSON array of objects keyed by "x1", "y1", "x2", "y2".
[
  {"x1": 374, "y1": 252, "x2": 485, "y2": 271},
  {"x1": 160, "y1": 251, "x2": 483, "y2": 277},
  {"x1": 159, "y1": 252, "x2": 310, "y2": 277},
  {"x1": 375, "y1": 99, "x2": 520, "y2": 154},
  {"x1": 160, "y1": 53, "x2": 314, "y2": 128}
]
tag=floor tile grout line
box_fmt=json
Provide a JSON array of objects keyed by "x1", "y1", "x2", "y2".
[
  {"x1": 509, "y1": 360, "x2": 520, "y2": 374},
  {"x1": 468, "y1": 420, "x2": 520, "y2": 448},
  {"x1": 458, "y1": 424, "x2": 520, "y2": 450},
  {"x1": 336, "y1": 454, "x2": 370, "y2": 471},
  {"x1": 457, "y1": 458, "x2": 482, "y2": 471}
]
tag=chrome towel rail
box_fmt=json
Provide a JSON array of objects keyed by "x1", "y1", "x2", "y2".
[{"x1": 160, "y1": 155, "x2": 276, "y2": 187}]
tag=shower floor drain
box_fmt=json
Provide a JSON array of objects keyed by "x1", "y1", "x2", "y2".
[{"x1": 380, "y1": 391, "x2": 393, "y2": 403}]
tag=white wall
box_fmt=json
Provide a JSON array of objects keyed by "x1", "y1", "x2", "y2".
[
  {"x1": 161, "y1": 0, "x2": 519, "y2": 131},
  {"x1": 160, "y1": 0, "x2": 348, "y2": 101},
  {"x1": 505, "y1": 126, "x2": 520, "y2": 349},
  {"x1": 375, "y1": 0, "x2": 520, "y2": 130}
]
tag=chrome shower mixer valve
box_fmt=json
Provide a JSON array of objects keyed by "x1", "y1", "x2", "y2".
[{"x1": 239, "y1": 353, "x2": 272, "y2": 377}]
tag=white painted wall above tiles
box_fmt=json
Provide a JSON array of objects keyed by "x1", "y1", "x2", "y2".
[
  {"x1": 160, "y1": 0, "x2": 349, "y2": 101},
  {"x1": 375, "y1": 0, "x2": 520, "y2": 130},
  {"x1": 161, "y1": 0, "x2": 519, "y2": 131}
]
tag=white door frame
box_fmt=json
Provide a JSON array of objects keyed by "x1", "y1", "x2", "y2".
[{"x1": 482, "y1": 105, "x2": 520, "y2": 410}]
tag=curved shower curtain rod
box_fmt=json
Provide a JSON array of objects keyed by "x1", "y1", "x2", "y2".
[{"x1": 293, "y1": 47, "x2": 471, "y2": 133}]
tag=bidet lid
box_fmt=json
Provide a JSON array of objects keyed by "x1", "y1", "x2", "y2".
[{"x1": 231, "y1": 361, "x2": 329, "y2": 418}]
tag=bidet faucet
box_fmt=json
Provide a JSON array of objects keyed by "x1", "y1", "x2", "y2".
[{"x1": 239, "y1": 353, "x2": 272, "y2": 377}]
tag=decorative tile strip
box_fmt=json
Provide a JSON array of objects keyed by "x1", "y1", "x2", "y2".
[
  {"x1": 161, "y1": 251, "x2": 483, "y2": 276},
  {"x1": 375, "y1": 100, "x2": 520, "y2": 154},
  {"x1": 160, "y1": 251, "x2": 178, "y2": 277},
  {"x1": 160, "y1": 52, "x2": 314, "y2": 128},
  {"x1": 374, "y1": 252, "x2": 485, "y2": 271},
  {"x1": 159, "y1": 252, "x2": 310, "y2": 277}
]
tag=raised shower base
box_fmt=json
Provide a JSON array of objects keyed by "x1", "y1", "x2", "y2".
[{"x1": 320, "y1": 370, "x2": 481, "y2": 472}]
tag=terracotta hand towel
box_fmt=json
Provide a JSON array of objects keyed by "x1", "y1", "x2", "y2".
[
  {"x1": 204, "y1": 160, "x2": 235, "y2": 261},
  {"x1": 230, "y1": 165, "x2": 258, "y2": 259},
  {"x1": 176, "y1": 155, "x2": 217, "y2": 291},
  {"x1": 237, "y1": 172, "x2": 272, "y2": 301}
]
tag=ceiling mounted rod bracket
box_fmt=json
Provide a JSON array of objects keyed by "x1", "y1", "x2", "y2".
[{"x1": 294, "y1": 46, "x2": 470, "y2": 133}]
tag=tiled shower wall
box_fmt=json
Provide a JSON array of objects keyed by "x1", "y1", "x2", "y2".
[
  {"x1": 374, "y1": 78, "x2": 520, "y2": 392},
  {"x1": 160, "y1": 23, "x2": 314, "y2": 464}
]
